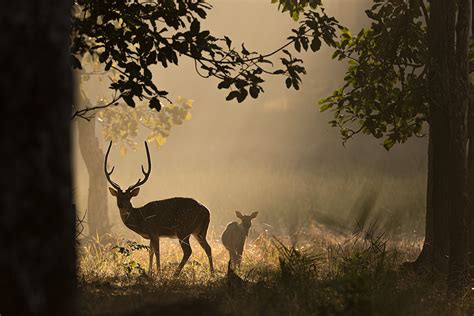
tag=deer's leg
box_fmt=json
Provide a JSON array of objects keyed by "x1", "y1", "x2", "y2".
[
  {"x1": 175, "y1": 235, "x2": 191, "y2": 276},
  {"x1": 148, "y1": 240, "x2": 154, "y2": 275},
  {"x1": 194, "y1": 234, "x2": 214, "y2": 274},
  {"x1": 151, "y1": 237, "x2": 160, "y2": 274},
  {"x1": 236, "y1": 244, "x2": 244, "y2": 268},
  {"x1": 230, "y1": 250, "x2": 239, "y2": 269}
]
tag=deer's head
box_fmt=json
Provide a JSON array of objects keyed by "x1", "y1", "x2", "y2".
[
  {"x1": 236, "y1": 211, "x2": 258, "y2": 231},
  {"x1": 104, "y1": 141, "x2": 151, "y2": 210}
]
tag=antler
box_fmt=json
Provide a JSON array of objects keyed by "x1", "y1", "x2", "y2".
[
  {"x1": 127, "y1": 141, "x2": 152, "y2": 191},
  {"x1": 104, "y1": 141, "x2": 121, "y2": 190}
]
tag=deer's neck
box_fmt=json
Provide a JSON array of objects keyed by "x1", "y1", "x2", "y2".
[
  {"x1": 117, "y1": 201, "x2": 135, "y2": 225},
  {"x1": 241, "y1": 224, "x2": 251, "y2": 236}
]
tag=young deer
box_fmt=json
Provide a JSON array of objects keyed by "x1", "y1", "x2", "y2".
[
  {"x1": 104, "y1": 141, "x2": 214, "y2": 276},
  {"x1": 221, "y1": 211, "x2": 258, "y2": 268}
]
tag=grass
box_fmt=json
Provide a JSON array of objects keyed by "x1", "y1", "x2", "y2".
[{"x1": 78, "y1": 226, "x2": 474, "y2": 316}]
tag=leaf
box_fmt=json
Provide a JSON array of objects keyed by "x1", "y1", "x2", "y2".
[
  {"x1": 383, "y1": 138, "x2": 395, "y2": 150},
  {"x1": 71, "y1": 55, "x2": 82, "y2": 69},
  {"x1": 224, "y1": 36, "x2": 232, "y2": 48},
  {"x1": 310, "y1": 37, "x2": 321, "y2": 52},
  {"x1": 146, "y1": 51, "x2": 157, "y2": 65},
  {"x1": 320, "y1": 103, "x2": 331, "y2": 112},
  {"x1": 155, "y1": 134, "x2": 166, "y2": 146},
  {"x1": 123, "y1": 95, "x2": 135, "y2": 107},
  {"x1": 99, "y1": 51, "x2": 109, "y2": 63},
  {"x1": 294, "y1": 39, "x2": 301, "y2": 52},
  {"x1": 249, "y1": 86, "x2": 259, "y2": 99},
  {"x1": 105, "y1": 60, "x2": 112, "y2": 71},
  {"x1": 236, "y1": 88, "x2": 248, "y2": 103},
  {"x1": 241, "y1": 44, "x2": 250, "y2": 55},
  {"x1": 226, "y1": 90, "x2": 240, "y2": 101},
  {"x1": 149, "y1": 97, "x2": 161, "y2": 111},
  {"x1": 218, "y1": 78, "x2": 232, "y2": 89},
  {"x1": 190, "y1": 19, "x2": 200, "y2": 34}
]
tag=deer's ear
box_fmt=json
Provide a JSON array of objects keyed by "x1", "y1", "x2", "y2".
[
  {"x1": 109, "y1": 187, "x2": 118, "y2": 196},
  {"x1": 250, "y1": 211, "x2": 258, "y2": 219},
  {"x1": 130, "y1": 187, "x2": 140, "y2": 197},
  {"x1": 235, "y1": 211, "x2": 244, "y2": 219}
]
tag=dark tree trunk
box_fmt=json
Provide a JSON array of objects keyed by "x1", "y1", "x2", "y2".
[
  {"x1": 468, "y1": 87, "x2": 474, "y2": 275},
  {"x1": 467, "y1": 0, "x2": 474, "y2": 278},
  {"x1": 0, "y1": 1, "x2": 75, "y2": 315},
  {"x1": 448, "y1": 0, "x2": 471, "y2": 290},
  {"x1": 413, "y1": 127, "x2": 434, "y2": 270},
  {"x1": 430, "y1": 101, "x2": 451, "y2": 273},
  {"x1": 426, "y1": 0, "x2": 454, "y2": 274},
  {"x1": 76, "y1": 91, "x2": 110, "y2": 238}
]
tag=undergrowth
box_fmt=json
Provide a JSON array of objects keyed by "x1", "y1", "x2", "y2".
[{"x1": 78, "y1": 227, "x2": 474, "y2": 316}]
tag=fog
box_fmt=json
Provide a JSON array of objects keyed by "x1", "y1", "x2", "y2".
[{"x1": 73, "y1": 0, "x2": 427, "y2": 240}]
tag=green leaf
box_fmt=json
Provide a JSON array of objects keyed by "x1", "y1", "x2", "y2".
[
  {"x1": 383, "y1": 138, "x2": 395, "y2": 150},
  {"x1": 320, "y1": 103, "x2": 331, "y2": 112}
]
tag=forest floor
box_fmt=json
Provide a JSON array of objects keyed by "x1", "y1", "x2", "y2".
[{"x1": 78, "y1": 225, "x2": 473, "y2": 316}]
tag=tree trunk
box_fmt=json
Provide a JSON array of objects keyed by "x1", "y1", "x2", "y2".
[
  {"x1": 467, "y1": 0, "x2": 474, "y2": 278},
  {"x1": 430, "y1": 100, "x2": 451, "y2": 273},
  {"x1": 76, "y1": 90, "x2": 110, "y2": 238},
  {"x1": 0, "y1": 1, "x2": 76, "y2": 315},
  {"x1": 413, "y1": 127, "x2": 434, "y2": 270},
  {"x1": 426, "y1": 0, "x2": 454, "y2": 274},
  {"x1": 448, "y1": 0, "x2": 471, "y2": 290}
]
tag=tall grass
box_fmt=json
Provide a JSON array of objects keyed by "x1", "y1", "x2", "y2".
[{"x1": 77, "y1": 223, "x2": 474, "y2": 316}]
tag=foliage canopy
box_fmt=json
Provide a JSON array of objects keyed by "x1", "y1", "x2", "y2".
[{"x1": 71, "y1": 0, "x2": 342, "y2": 119}]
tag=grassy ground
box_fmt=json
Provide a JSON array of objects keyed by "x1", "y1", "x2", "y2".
[{"x1": 78, "y1": 226, "x2": 473, "y2": 316}]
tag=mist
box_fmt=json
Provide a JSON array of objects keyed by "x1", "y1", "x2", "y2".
[{"x1": 73, "y1": 0, "x2": 427, "y2": 240}]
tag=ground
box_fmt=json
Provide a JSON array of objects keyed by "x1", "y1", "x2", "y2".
[{"x1": 78, "y1": 226, "x2": 473, "y2": 315}]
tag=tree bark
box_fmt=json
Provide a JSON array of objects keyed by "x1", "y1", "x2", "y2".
[
  {"x1": 413, "y1": 127, "x2": 434, "y2": 270},
  {"x1": 467, "y1": 0, "x2": 474, "y2": 278},
  {"x1": 426, "y1": 0, "x2": 454, "y2": 274},
  {"x1": 76, "y1": 90, "x2": 110, "y2": 238},
  {"x1": 448, "y1": 0, "x2": 471, "y2": 290},
  {"x1": 0, "y1": 1, "x2": 76, "y2": 314}
]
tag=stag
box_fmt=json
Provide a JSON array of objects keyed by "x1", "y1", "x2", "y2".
[
  {"x1": 221, "y1": 211, "x2": 258, "y2": 268},
  {"x1": 104, "y1": 141, "x2": 214, "y2": 276}
]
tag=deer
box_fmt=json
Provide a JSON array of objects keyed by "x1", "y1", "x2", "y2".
[
  {"x1": 221, "y1": 211, "x2": 258, "y2": 268},
  {"x1": 104, "y1": 141, "x2": 214, "y2": 276}
]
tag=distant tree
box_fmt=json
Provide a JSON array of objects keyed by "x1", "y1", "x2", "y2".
[
  {"x1": 0, "y1": 1, "x2": 75, "y2": 315},
  {"x1": 320, "y1": 0, "x2": 472, "y2": 289}
]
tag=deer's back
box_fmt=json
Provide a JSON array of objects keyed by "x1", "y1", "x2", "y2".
[
  {"x1": 137, "y1": 197, "x2": 209, "y2": 237},
  {"x1": 222, "y1": 222, "x2": 245, "y2": 250}
]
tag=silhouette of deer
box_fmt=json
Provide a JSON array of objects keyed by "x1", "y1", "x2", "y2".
[
  {"x1": 104, "y1": 141, "x2": 214, "y2": 276},
  {"x1": 221, "y1": 211, "x2": 258, "y2": 268}
]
